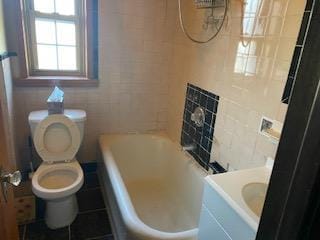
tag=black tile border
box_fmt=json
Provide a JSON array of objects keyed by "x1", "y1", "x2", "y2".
[
  {"x1": 208, "y1": 162, "x2": 226, "y2": 174},
  {"x1": 181, "y1": 83, "x2": 220, "y2": 171},
  {"x1": 0, "y1": 51, "x2": 17, "y2": 61},
  {"x1": 282, "y1": 1, "x2": 315, "y2": 104}
]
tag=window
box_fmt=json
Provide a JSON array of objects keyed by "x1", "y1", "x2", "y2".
[
  {"x1": 25, "y1": 0, "x2": 83, "y2": 74},
  {"x1": 4, "y1": 0, "x2": 98, "y2": 86}
]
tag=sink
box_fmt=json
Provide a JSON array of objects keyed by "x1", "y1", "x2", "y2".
[
  {"x1": 205, "y1": 162, "x2": 273, "y2": 230},
  {"x1": 242, "y1": 183, "x2": 268, "y2": 217}
]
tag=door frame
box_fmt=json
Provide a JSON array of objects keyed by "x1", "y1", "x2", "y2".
[{"x1": 257, "y1": 1, "x2": 320, "y2": 239}]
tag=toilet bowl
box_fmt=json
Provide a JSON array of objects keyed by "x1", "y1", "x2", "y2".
[
  {"x1": 32, "y1": 161, "x2": 83, "y2": 200},
  {"x1": 32, "y1": 161, "x2": 84, "y2": 228},
  {"x1": 28, "y1": 110, "x2": 86, "y2": 229}
]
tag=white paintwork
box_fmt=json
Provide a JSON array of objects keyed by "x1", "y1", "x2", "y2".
[
  {"x1": 33, "y1": 114, "x2": 81, "y2": 163},
  {"x1": 98, "y1": 133, "x2": 207, "y2": 240},
  {"x1": 28, "y1": 109, "x2": 86, "y2": 229},
  {"x1": 204, "y1": 166, "x2": 272, "y2": 231}
]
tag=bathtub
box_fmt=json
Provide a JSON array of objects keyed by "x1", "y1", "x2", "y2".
[{"x1": 98, "y1": 133, "x2": 207, "y2": 240}]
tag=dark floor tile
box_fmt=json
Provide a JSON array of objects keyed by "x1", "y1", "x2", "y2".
[
  {"x1": 81, "y1": 172, "x2": 100, "y2": 190},
  {"x1": 81, "y1": 162, "x2": 98, "y2": 173},
  {"x1": 87, "y1": 235, "x2": 114, "y2": 240},
  {"x1": 35, "y1": 197, "x2": 46, "y2": 220},
  {"x1": 24, "y1": 220, "x2": 69, "y2": 240},
  {"x1": 71, "y1": 210, "x2": 112, "y2": 240},
  {"x1": 19, "y1": 225, "x2": 25, "y2": 240},
  {"x1": 77, "y1": 187, "x2": 105, "y2": 212},
  {"x1": 88, "y1": 235, "x2": 114, "y2": 240}
]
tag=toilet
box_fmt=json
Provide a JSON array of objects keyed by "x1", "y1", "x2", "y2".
[{"x1": 28, "y1": 109, "x2": 86, "y2": 229}]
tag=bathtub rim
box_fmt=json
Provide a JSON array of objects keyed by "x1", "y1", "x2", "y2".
[{"x1": 99, "y1": 133, "x2": 205, "y2": 239}]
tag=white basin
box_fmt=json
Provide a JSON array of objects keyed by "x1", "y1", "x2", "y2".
[
  {"x1": 205, "y1": 163, "x2": 272, "y2": 231},
  {"x1": 242, "y1": 182, "x2": 268, "y2": 217}
]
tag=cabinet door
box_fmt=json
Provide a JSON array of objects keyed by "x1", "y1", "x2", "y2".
[
  {"x1": 198, "y1": 205, "x2": 231, "y2": 240},
  {"x1": 203, "y1": 183, "x2": 256, "y2": 240}
]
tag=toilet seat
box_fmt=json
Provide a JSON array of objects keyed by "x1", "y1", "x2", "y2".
[
  {"x1": 33, "y1": 114, "x2": 81, "y2": 163},
  {"x1": 32, "y1": 160, "x2": 84, "y2": 200}
]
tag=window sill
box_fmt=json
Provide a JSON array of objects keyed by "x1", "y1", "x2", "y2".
[{"x1": 14, "y1": 76, "x2": 99, "y2": 87}]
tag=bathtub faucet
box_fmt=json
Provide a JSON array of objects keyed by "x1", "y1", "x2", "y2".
[{"x1": 181, "y1": 143, "x2": 197, "y2": 151}]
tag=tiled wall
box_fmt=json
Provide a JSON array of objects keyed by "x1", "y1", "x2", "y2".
[
  {"x1": 12, "y1": 0, "x2": 176, "y2": 170},
  {"x1": 167, "y1": 0, "x2": 307, "y2": 170},
  {"x1": 282, "y1": 0, "x2": 315, "y2": 103},
  {"x1": 10, "y1": 0, "x2": 308, "y2": 172},
  {"x1": 181, "y1": 83, "x2": 219, "y2": 170}
]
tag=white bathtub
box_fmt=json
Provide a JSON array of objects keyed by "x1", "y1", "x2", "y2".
[{"x1": 98, "y1": 133, "x2": 207, "y2": 240}]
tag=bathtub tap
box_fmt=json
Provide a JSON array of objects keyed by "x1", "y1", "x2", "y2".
[{"x1": 182, "y1": 143, "x2": 197, "y2": 151}]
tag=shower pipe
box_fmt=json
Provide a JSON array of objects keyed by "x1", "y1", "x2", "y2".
[{"x1": 178, "y1": 0, "x2": 229, "y2": 44}]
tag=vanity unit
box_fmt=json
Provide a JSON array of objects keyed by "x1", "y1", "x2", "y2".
[{"x1": 198, "y1": 162, "x2": 273, "y2": 240}]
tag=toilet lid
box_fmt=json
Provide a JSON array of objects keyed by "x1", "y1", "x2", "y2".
[{"x1": 33, "y1": 114, "x2": 81, "y2": 163}]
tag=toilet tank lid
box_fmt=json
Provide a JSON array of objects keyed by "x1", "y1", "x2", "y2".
[{"x1": 29, "y1": 109, "x2": 86, "y2": 123}]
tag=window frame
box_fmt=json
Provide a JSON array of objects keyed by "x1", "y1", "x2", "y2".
[
  {"x1": 3, "y1": 0, "x2": 98, "y2": 87},
  {"x1": 24, "y1": 0, "x2": 85, "y2": 76}
]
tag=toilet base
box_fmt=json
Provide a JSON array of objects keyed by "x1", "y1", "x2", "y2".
[{"x1": 45, "y1": 194, "x2": 78, "y2": 229}]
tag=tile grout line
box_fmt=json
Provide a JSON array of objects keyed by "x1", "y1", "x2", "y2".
[
  {"x1": 85, "y1": 234, "x2": 113, "y2": 240},
  {"x1": 78, "y1": 207, "x2": 107, "y2": 215}
]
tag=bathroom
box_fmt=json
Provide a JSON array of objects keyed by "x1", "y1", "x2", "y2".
[{"x1": 0, "y1": 0, "x2": 319, "y2": 239}]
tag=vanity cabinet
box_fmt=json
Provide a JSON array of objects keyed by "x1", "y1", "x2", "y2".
[{"x1": 198, "y1": 182, "x2": 256, "y2": 240}]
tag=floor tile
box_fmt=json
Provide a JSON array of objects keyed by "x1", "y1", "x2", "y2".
[
  {"x1": 77, "y1": 188, "x2": 105, "y2": 212},
  {"x1": 87, "y1": 234, "x2": 114, "y2": 240},
  {"x1": 71, "y1": 210, "x2": 112, "y2": 240},
  {"x1": 35, "y1": 197, "x2": 46, "y2": 220},
  {"x1": 81, "y1": 163, "x2": 97, "y2": 173},
  {"x1": 81, "y1": 172, "x2": 100, "y2": 190},
  {"x1": 24, "y1": 220, "x2": 69, "y2": 240}
]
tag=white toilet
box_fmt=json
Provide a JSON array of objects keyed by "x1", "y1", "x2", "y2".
[{"x1": 28, "y1": 109, "x2": 86, "y2": 229}]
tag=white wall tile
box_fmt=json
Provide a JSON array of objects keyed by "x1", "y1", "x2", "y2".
[{"x1": 167, "y1": 0, "x2": 305, "y2": 170}]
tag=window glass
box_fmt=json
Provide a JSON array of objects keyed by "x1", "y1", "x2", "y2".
[
  {"x1": 35, "y1": 19, "x2": 56, "y2": 44},
  {"x1": 55, "y1": 0, "x2": 75, "y2": 16},
  {"x1": 58, "y1": 46, "x2": 77, "y2": 70},
  {"x1": 37, "y1": 45, "x2": 58, "y2": 70},
  {"x1": 34, "y1": 0, "x2": 54, "y2": 13},
  {"x1": 28, "y1": 0, "x2": 85, "y2": 74},
  {"x1": 56, "y1": 22, "x2": 76, "y2": 46}
]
